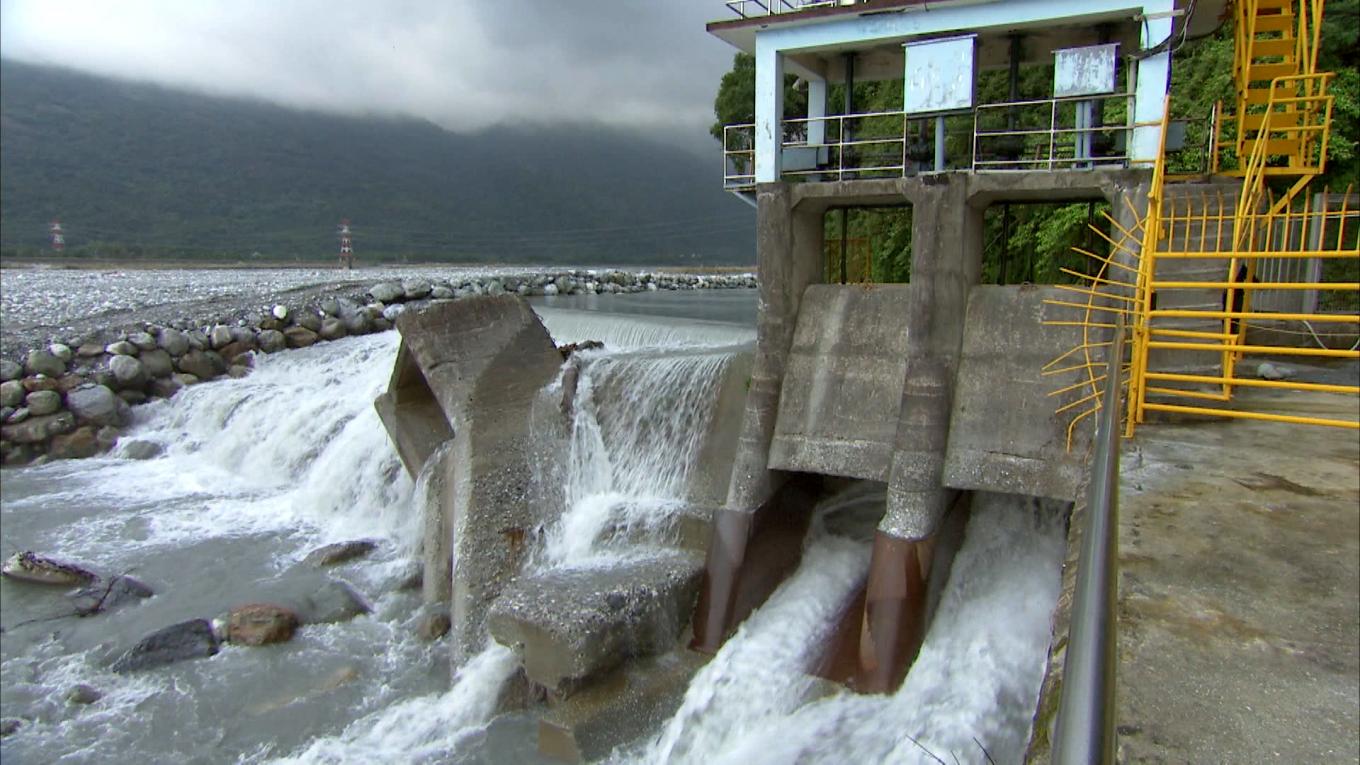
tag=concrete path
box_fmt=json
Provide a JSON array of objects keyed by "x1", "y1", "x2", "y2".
[{"x1": 1116, "y1": 388, "x2": 1359, "y2": 762}]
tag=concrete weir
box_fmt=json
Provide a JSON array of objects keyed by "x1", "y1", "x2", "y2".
[
  {"x1": 377, "y1": 296, "x2": 757, "y2": 759},
  {"x1": 702, "y1": 170, "x2": 1148, "y2": 692}
]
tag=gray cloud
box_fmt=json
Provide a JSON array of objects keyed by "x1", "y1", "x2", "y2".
[{"x1": 0, "y1": 0, "x2": 739, "y2": 153}]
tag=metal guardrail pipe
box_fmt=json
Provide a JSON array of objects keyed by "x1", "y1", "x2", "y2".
[{"x1": 1052, "y1": 320, "x2": 1125, "y2": 765}]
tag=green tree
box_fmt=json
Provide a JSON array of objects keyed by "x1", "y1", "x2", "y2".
[{"x1": 710, "y1": 53, "x2": 810, "y2": 141}]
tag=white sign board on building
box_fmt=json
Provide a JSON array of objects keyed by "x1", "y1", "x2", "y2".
[
  {"x1": 1053, "y1": 44, "x2": 1119, "y2": 97},
  {"x1": 902, "y1": 35, "x2": 976, "y2": 115}
]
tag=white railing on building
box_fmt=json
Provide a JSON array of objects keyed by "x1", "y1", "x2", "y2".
[
  {"x1": 723, "y1": 0, "x2": 844, "y2": 20},
  {"x1": 721, "y1": 93, "x2": 1155, "y2": 189},
  {"x1": 972, "y1": 93, "x2": 1138, "y2": 171}
]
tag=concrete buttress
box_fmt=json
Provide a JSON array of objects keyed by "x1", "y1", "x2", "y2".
[{"x1": 375, "y1": 296, "x2": 564, "y2": 663}]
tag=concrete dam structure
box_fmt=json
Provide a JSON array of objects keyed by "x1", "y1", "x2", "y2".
[{"x1": 372, "y1": 0, "x2": 1357, "y2": 758}]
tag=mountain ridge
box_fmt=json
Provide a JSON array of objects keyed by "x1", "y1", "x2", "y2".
[{"x1": 0, "y1": 60, "x2": 753, "y2": 265}]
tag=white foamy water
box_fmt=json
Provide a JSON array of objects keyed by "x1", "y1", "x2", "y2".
[
  {"x1": 538, "y1": 307, "x2": 756, "y2": 351},
  {"x1": 633, "y1": 493, "x2": 1068, "y2": 765},
  {"x1": 270, "y1": 642, "x2": 519, "y2": 765},
  {"x1": 541, "y1": 347, "x2": 741, "y2": 567}
]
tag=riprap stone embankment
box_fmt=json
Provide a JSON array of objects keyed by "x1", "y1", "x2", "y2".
[{"x1": 0, "y1": 269, "x2": 756, "y2": 465}]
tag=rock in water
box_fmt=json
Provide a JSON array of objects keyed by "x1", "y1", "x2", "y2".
[
  {"x1": 1, "y1": 551, "x2": 98, "y2": 586},
  {"x1": 49, "y1": 427, "x2": 101, "y2": 460},
  {"x1": 303, "y1": 540, "x2": 378, "y2": 566},
  {"x1": 417, "y1": 608, "x2": 451, "y2": 641},
  {"x1": 289, "y1": 579, "x2": 372, "y2": 624},
  {"x1": 66, "y1": 684, "x2": 103, "y2": 705},
  {"x1": 121, "y1": 439, "x2": 164, "y2": 460},
  {"x1": 0, "y1": 719, "x2": 21, "y2": 737},
  {"x1": 110, "y1": 619, "x2": 219, "y2": 673},
  {"x1": 226, "y1": 604, "x2": 299, "y2": 646},
  {"x1": 68, "y1": 575, "x2": 155, "y2": 614}
]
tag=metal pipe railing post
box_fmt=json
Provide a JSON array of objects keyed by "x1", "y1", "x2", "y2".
[{"x1": 1052, "y1": 319, "x2": 1124, "y2": 765}]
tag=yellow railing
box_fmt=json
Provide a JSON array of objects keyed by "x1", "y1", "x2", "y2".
[{"x1": 1046, "y1": 48, "x2": 1357, "y2": 444}]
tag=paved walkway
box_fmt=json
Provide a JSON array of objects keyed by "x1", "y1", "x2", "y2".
[{"x1": 1116, "y1": 388, "x2": 1359, "y2": 762}]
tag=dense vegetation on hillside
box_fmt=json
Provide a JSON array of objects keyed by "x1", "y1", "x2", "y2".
[
  {"x1": 0, "y1": 61, "x2": 755, "y2": 265},
  {"x1": 710, "y1": 1, "x2": 1358, "y2": 285}
]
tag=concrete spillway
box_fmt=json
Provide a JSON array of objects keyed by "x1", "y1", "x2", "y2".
[{"x1": 372, "y1": 289, "x2": 1079, "y2": 760}]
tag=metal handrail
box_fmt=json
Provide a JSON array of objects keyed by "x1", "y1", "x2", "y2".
[
  {"x1": 1052, "y1": 317, "x2": 1125, "y2": 765},
  {"x1": 723, "y1": 0, "x2": 837, "y2": 19}
]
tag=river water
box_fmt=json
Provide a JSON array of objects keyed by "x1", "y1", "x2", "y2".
[{"x1": 1, "y1": 287, "x2": 1066, "y2": 764}]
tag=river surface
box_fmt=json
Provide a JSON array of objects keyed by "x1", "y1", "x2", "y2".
[{"x1": 1, "y1": 285, "x2": 1065, "y2": 764}]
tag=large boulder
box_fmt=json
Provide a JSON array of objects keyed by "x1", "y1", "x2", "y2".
[
  {"x1": 261, "y1": 575, "x2": 372, "y2": 624},
  {"x1": 0, "y1": 380, "x2": 24, "y2": 408},
  {"x1": 403, "y1": 279, "x2": 433, "y2": 300},
  {"x1": 68, "y1": 575, "x2": 154, "y2": 614},
  {"x1": 157, "y1": 328, "x2": 190, "y2": 357},
  {"x1": 303, "y1": 540, "x2": 377, "y2": 567},
  {"x1": 218, "y1": 342, "x2": 253, "y2": 366},
  {"x1": 342, "y1": 312, "x2": 372, "y2": 336},
  {"x1": 110, "y1": 619, "x2": 219, "y2": 673},
  {"x1": 369, "y1": 281, "x2": 404, "y2": 303},
  {"x1": 283, "y1": 327, "x2": 318, "y2": 348},
  {"x1": 49, "y1": 426, "x2": 101, "y2": 460},
  {"x1": 128, "y1": 332, "x2": 158, "y2": 351},
  {"x1": 23, "y1": 375, "x2": 58, "y2": 392},
  {"x1": 0, "y1": 359, "x2": 22, "y2": 382},
  {"x1": 25, "y1": 390, "x2": 61, "y2": 416},
  {"x1": 24, "y1": 350, "x2": 66, "y2": 378},
  {"x1": 139, "y1": 349, "x2": 175, "y2": 379},
  {"x1": 57, "y1": 374, "x2": 88, "y2": 394},
  {"x1": 176, "y1": 350, "x2": 226, "y2": 380},
  {"x1": 66, "y1": 385, "x2": 128, "y2": 427},
  {"x1": 108, "y1": 355, "x2": 148, "y2": 390},
  {"x1": 226, "y1": 604, "x2": 299, "y2": 646},
  {"x1": 294, "y1": 313, "x2": 323, "y2": 333},
  {"x1": 105, "y1": 341, "x2": 138, "y2": 357},
  {"x1": 2, "y1": 551, "x2": 98, "y2": 586},
  {"x1": 257, "y1": 330, "x2": 287, "y2": 353},
  {"x1": 318, "y1": 318, "x2": 347, "y2": 341},
  {"x1": 209, "y1": 325, "x2": 234, "y2": 349},
  {"x1": 0, "y1": 411, "x2": 76, "y2": 443}
]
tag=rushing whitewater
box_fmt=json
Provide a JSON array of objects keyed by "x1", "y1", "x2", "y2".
[{"x1": 630, "y1": 493, "x2": 1067, "y2": 765}]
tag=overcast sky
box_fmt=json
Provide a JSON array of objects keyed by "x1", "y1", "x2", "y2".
[{"x1": 0, "y1": 0, "x2": 740, "y2": 154}]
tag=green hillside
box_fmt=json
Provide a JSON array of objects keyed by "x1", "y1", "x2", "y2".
[{"x1": 0, "y1": 61, "x2": 754, "y2": 265}]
